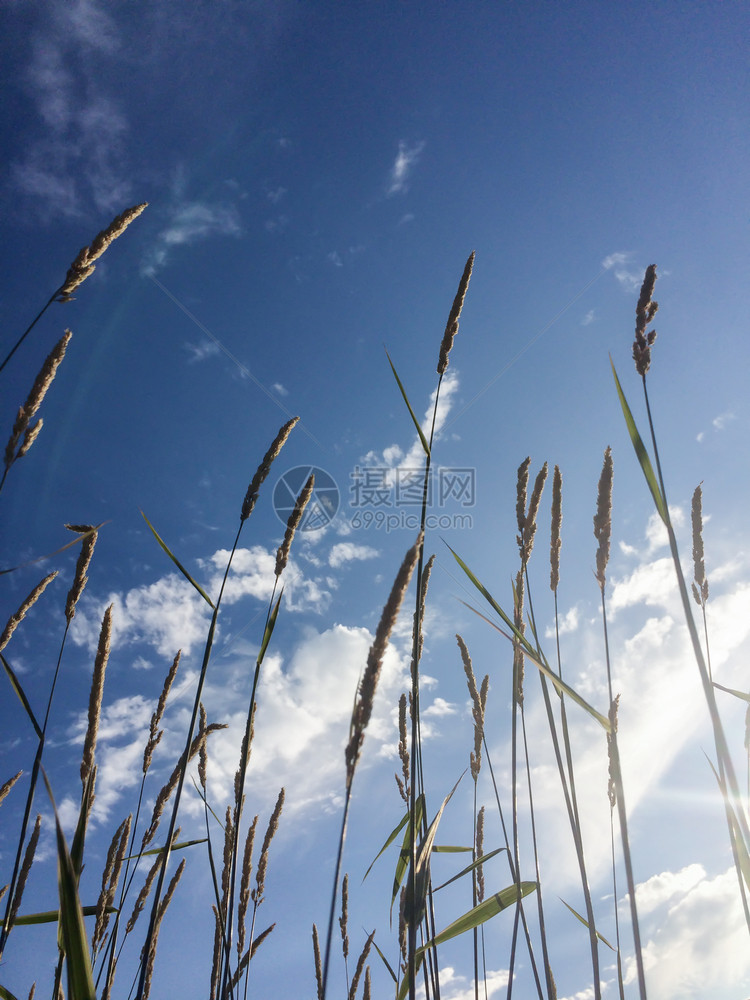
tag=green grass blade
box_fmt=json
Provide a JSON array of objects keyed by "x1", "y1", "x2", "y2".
[
  {"x1": 371, "y1": 937, "x2": 399, "y2": 985},
  {"x1": 129, "y1": 837, "x2": 207, "y2": 860},
  {"x1": 70, "y1": 769, "x2": 95, "y2": 879},
  {"x1": 431, "y1": 845, "x2": 473, "y2": 853},
  {"x1": 432, "y1": 847, "x2": 506, "y2": 892},
  {"x1": 421, "y1": 882, "x2": 537, "y2": 949},
  {"x1": 0, "y1": 905, "x2": 116, "y2": 927},
  {"x1": 407, "y1": 776, "x2": 463, "y2": 926},
  {"x1": 0, "y1": 523, "x2": 105, "y2": 577},
  {"x1": 257, "y1": 591, "x2": 282, "y2": 663},
  {"x1": 0, "y1": 985, "x2": 21, "y2": 1000},
  {"x1": 385, "y1": 349, "x2": 430, "y2": 457},
  {"x1": 41, "y1": 770, "x2": 96, "y2": 1000},
  {"x1": 449, "y1": 548, "x2": 611, "y2": 731},
  {"x1": 140, "y1": 510, "x2": 215, "y2": 608},
  {"x1": 610, "y1": 358, "x2": 668, "y2": 524},
  {"x1": 391, "y1": 795, "x2": 424, "y2": 913},
  {"x1": 396, "y1": 950, "x2": 425, "y2": 1000},
  {"x1": 559, "y1": 897, "x2": 615, "y2": 950},
  {"x1": 363, "y1": 803, "x2": 412, "y2": 882},
  {"x1": 0, "y1": 653, "x2": 43, "y2": 739}
]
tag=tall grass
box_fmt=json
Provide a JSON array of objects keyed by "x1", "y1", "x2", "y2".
[{"x1": 1, "y1": 211, "x2": 748, "y2": 1000}]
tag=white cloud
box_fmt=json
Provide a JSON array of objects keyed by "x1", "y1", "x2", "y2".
[
  {"x1": 418, "y1": 966, "x2": 509, "y2": 1000},
  {"x1": 388, "y1": 140, "x2": 425, "y2": 196},
  {"x1": 141, "y1": 200, "x2": 242, "y2": 275},
  {"x1": 601, "y1": 252, "x2": 644, "y2": 291},
  {"x1": 184, "y1": 340, "x2": 220, "y2": 363},
  {"x1": 712, "y1": 411, "x2": 736, "y2": 431},
  {"x1": 545, "y1": 605, "x2": 580, "y2": 637},
  {"x1": 266, "y1": 186, "x2": 287, "y2": 203},
  {"x1": 628, "y1": 866, "x2": 750, "y2": 999},
  {"x1": 327, "y1": 250, "x2": 343, "y2": 267},
  {"x1": 328, "y1": 542, "x2": 380, "y2": 569},
  {"x1": 635, "y1": 863, "x2": 706, "y2": 915},
  {"x1": 272, "y1": 382, "x2": 289, "y2": 396},
  {"x1": 12, "y1": 19, "x2": 132, "y2": 218}
]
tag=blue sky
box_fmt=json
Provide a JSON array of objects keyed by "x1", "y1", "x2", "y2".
[{"x1": 2, "y1": 2, "x2": 750, "y2": 998}]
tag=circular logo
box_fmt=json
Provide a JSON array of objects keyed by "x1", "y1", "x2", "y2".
[{"x1": 273, "y1": 466, "x2": 340, "y2": 531}]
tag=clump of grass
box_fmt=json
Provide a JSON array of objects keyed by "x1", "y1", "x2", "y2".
[{"x1": 1, "y1": 216, "x2": 748, "y2": 1000}]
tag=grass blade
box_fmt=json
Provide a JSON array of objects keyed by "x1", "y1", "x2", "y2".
[
  {"x1": 0, "y1": 905, "x2": 117, "y2": 927},
  {"x1": 432, "y1": 847, "x2": 506, "y2": 892},
  {"x1": 41, "y1": 770, "x2": 96, "y2": 1000},
  {"x1": 421, "y1": 882, "x2": 537, "y2": 949},
  {"x1": 385, "y1": 350, "x2": 430, "y2": 457},
  {"x1": 0, "y1": 653, "x2": 42, "y2": 739},
  {"x1": 610, "y1": 358, "x2": 668, "y2": 524},
  {"x1": 140, "y1": 510, "x2": 215, "y2": 608},
  {"x1": 559, "y1": 898, "x2": 615, "y2": 950}
]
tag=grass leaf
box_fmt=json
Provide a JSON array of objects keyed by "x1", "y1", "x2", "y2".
[
  {"x1": 610, "y1": 358, "x2": 668, "y2": 524},
  {"x1": 713, "y1": 682, "x2": 750, "y2": 704},
  {"x1": 385, "y1": 349, "x2": 430, "y2": 457},
  {"x1": 432, "y1": 847, "x2": 507, "y2": 892},
  {"x1": 41, "y1": 769, "x2": 96, "y2": 1000},
  {"x1": 421, "y1": 882, "x2": 537, "y2": 949},
  {"x1": 140, "y1": 510, "x2": 215, "y2": 608},
  {"x1": 0, "y1": 653, "x2": 43, "y2": 739},
  {"x1": 0, "y1": 904, "x2": 117, "y2": 927},
  {"x1": 559, "y1": 897, "x2": 615, "y2": 950}
]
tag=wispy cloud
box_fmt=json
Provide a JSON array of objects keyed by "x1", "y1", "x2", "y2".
[
  {"x1": 272, "y1": 382, "x2": 289, "y2": 396},
  {"x1": 11, "y1": 8, "x2": 132, "y2": 219},
  {"x1": 602, "y1": 251, "x2": 644, "y2": 291},
  {"x1": 141, "y1": 200, "x2": 242, "y2": 276},
  {"x1": 387, "y1": 140, "x2": 425, "y2": 196},
  {"x1": 581, "y1": 309, "x2": 596, "y2": 326},
  {"x1": 184, "y1": 340, "x2": 221, "y2": 363},
  {"x1": 328, "y1": 542, "x2": 380, "y2": 568}
]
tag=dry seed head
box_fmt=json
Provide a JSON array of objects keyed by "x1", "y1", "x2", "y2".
[
  {"x1": 81, "y1": 604, "x2": 112, "y2": 786},
  {"x1": 58, "y1": 203, "x2": 148, "y2": 299},
  {"x1": 17, "y1": 419, "x2": 43, "y2": 458},
  {"x1": 143, "y1": 857, "x2": 185, "y2": 1000},
  {"x1": 345, "y1": 533, "x2": 422, "y2": 781},
  {"x1": 691, "y1": 484, "x2": 709, "y2": 606},
  {"x1": 339, "y1": 872, "x2": 349, "y2": 962},
  {"x1": 550, "y1": 465, "x2": 562, "y2": 592},
  {"x1": 476, "y1": 805, "x2": 486, "y2": 902},
  {"x1": 312, "y1": 924, "x2": 324, "y2": 1000},
  {"x1": 237, "y1": 814, "x2": 258, "y2": 957},
  {"x1": 632, "y1": 264, "x2": 658, "y2": 376},
  {"x1": 363, "y1": 967, "x2": 372, "y2": 1000},
  {"x1": 230, "y1": 925, "x2": 276, "y2": 988},
  {"x1": 522, "y1": 462, "x2": 548, "y2": 562},
  {"x1": 396, "y1": 692, "x2": 410, "y2": 802},
  {"x1": 515, "y1": 457, "x2": 531, "y2": 540},
  {"x1": 220, "y1": 806, "x2": 233, "y2": 916},
  {"x1": 0, "y1": 571, "x2": 58, "y2": 654},
  {"x1": 593, "y1": 447, "x2": 614, "y2": 591},
  {"x1": 65, "y1": 524, "x2": 98, "y2": 624},
  {"x1": 414, "y1": 552, "x2": 435, "y2": 662},
  {"x1": 141, "y1": 722, "x2": 226, "y2": 848},
  {"x1": 275, "y1": 473, "x2": 314, "y2": 576},
  {"x1": 437, "y1": 251, "x2": 475, "y2": 375},
  {"x1": 8, "y1": 814, "x2": 41, "y2": 933},
  {"x1": 241, "y1": 417, "x2": 299, "y2": 521},
  {"x1": 234, "y1": 701, "x2": 256, "y2": 808},
  {"x1": 197, "y1": 702, "x2": 208, "y2": 790},
  {"x1": 125, "y1": 848, "x2": 165, "y2": 934},
  {"x1": 143, "y1": 651, "x2": 181, "y2": 775},
  {"x1": 0, "y1": 771, "x2": 23, "y2": 807},
  {"x1": 457, "y1": 634, "x2": 484, "y2": 780},
  {"x1": 92, "y1": 814, "x2": 131, "y2": 956},
  {"x1": 27, "y1": 985, "x2": 35, "y2": 1000},
  {"x1": 4, "y1": 331, "x2": 72, "y2": 471},
  {"x1": 253, "y1": 787, "x2": 285, "y2": 904},
  {"x1": 349, "y1": 930, "x2": 375, "y2": 1000}
]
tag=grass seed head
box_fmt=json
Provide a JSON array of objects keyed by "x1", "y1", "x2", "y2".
[
  {"x1": 275, "y1": 472, "x2": 314, "y2": 576},
  {"x1": 7, "y1": 814, "x2": 41, "y2": 934},
  {"x1": 437, "y1": 251, "x2": 475, "y2": 375},
  {"x1": 65, "y1": 524, "x2": 98, "y2": 624},
  {"x1": 691, "y1": 483, "x2": 709, "y2": 605},
  {"x1": 81, "y1": 604, "x2": 113, "y2": 786},
  {"x1": 345, "y1": 533, "x2": 422, "y2": 782},
  {"x1": 0, "y1": 571, "x2": 58, "y2": 654},
  {"x1": 241, "y1": 416, "x2": 299, "y2": 521},
  {"x1": 58, "y1": 203, "x2": 148, "y2": 300},
  {"x1": 550, "y1": 465, "x2": 562, "y2": 591},
  {"x1": 0, "y1": 771, "x2": 23, "y2": 808},
  {"x1": 594, "y1": 447, "x2": 614, "y2": 591},
  {"x1": 632, "y1": 264, "x2": 658, "y2": 376}
]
